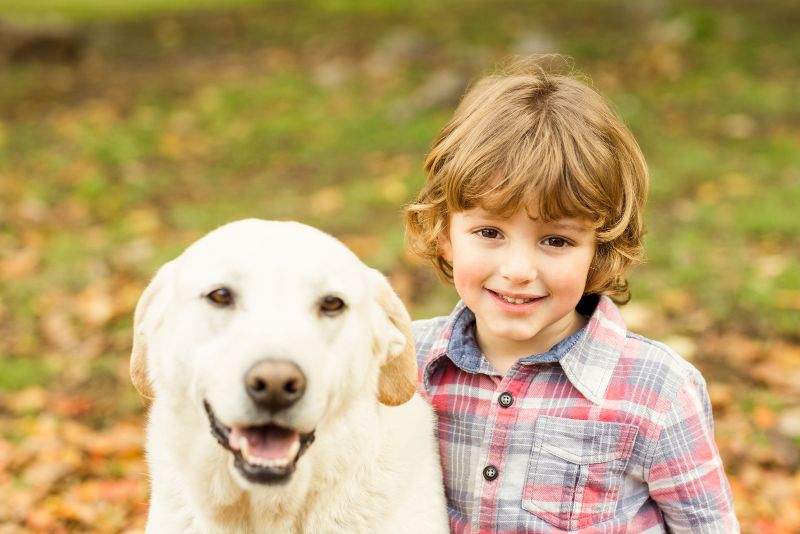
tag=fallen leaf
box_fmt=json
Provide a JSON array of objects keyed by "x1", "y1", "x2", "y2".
[
  {"x1": 753, "y1": 405, "x2": 777, "y2": 430},
  {"x1": 0, "y1": 249, "x2": 40, "y2": 281},
  {"x1": 707, "y1": 382, "x2": 734, "y2": 414},
  {"x1": 2, "y1": 387, "x2": 47, "y2": 415},
  {"x1": 77, "y1": 284, "x2": 115, "y2": 327},
  {"x1": 309, "y1": 186, "x2": 345, "y2": 216},
  {"x1": 777, "y1": 407, "x2": 800, "y2": 438},
  {"x1": 338, "y1": 234, "x2": 382, "y2": 259},
  {"x1": 49, "y1": 394, "x2": 95, "y2": 418}
]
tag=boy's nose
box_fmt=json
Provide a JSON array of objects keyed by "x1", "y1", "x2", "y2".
[{"x1": 499, "y1": 250, "x2": 538, "y2": 284}]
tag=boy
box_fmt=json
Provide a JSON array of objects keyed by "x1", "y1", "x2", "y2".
[{"x1": 404, "y1": 60, "x2": 739, "y2": 533}]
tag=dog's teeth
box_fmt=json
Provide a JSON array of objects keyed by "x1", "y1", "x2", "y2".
[
  {"x1": 288, "y1": 440, "x2": 300, "y2": 460},
  {"x1": 248, "y1": 456, "x2": 289, "y2": 468},
  {"x1": 238, "y1": 435, "x2": 297, "y2": 468},
  {"x1": 239, "y1": 437, "x2": 250, "y2": 460}
]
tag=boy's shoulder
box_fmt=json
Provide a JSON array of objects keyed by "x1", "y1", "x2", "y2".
[
  {"x1": 569, "y1": 297, "x2": 707, "y2": 408},
  {"x1": 624, "y1": 332, "x2": 700, "y2": 374},
  {"x1": 412, "y1": 300, "x2": 465, "y2": 342},
  {"x1": 412, "y1": 315, "x2": 450, "y2": 336},
  {"x1": 615, "y1": 330, "x2": 708, "y2": 410},
  {"x1": 411, "y1": 304, "x2": 467, "y2": 372},
  {"x1": 412, "y1": 315, "x2": 451, "y2": 355}
]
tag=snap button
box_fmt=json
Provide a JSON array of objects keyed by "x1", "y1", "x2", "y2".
[
  {"x1": 483, "y1": 465, "x2": 498, "y2": 481},
  {"x1": 498, "y1": 392, "x2": 513, "y2": 408}
]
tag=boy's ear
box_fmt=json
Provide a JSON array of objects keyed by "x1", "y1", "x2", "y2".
[{"x1": 438, "y1": 234, "x2": 453, "y2": 263}]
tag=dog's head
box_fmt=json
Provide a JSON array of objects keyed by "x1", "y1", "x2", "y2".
[{"x1": 130, "y1": 219, "x2": 416, "y2": 485}]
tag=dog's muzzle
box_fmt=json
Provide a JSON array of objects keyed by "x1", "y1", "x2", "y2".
[{"x1": 204, "y1": 400, "x2": 315, "y2": 484}]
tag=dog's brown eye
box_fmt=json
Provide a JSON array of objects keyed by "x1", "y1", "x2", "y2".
[
  {"x1": 206, "y1": 288, "x2": 234, "y2": 307},
  {"x1": 319, "y1": 295, "x2": 346, "y2": 316}
]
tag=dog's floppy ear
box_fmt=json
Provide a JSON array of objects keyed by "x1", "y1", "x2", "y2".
[
  {"x1": 130, "y1": 260, "x2": 176, "y2": 401},
  {"x1": 368, "y1": 268, "x2": 417, "y2": 407}
]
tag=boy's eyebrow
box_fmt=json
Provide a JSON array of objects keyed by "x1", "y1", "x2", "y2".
[
  {"x1": 548, "y1": 221, "x2": 587, "y2": 230},
  {"x1": 539, "y1": 219, "x2": 593, "y2": 232}
]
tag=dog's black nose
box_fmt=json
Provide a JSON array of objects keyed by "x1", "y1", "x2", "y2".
[{"x1": 245, "y1": 360, "x2": 307, "y2": 411}]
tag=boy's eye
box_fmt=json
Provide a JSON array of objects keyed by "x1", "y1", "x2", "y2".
[
  {"x1": 542, "y1": 236, "x2": 570, "y2": 248},
  {"x1": 476, "y1": 228, "x2": 501, "y2": 239}
]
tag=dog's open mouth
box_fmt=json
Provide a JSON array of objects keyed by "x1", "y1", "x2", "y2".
[{"x1": 204, "y1": 401, "x2": 315, "y2": 484}]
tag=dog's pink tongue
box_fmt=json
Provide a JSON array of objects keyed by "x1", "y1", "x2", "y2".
[{"x1": 229, "y1": 425, "x2": 299, "y2": 460}]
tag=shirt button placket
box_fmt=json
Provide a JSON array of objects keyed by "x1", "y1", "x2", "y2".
[{"x1": 476, "y1": 374, "x2": 523, "y2": 533}]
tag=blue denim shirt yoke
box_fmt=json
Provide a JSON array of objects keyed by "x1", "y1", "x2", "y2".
[{"x1": 444, "y1": 305, "x2": 586, "y2": 376}]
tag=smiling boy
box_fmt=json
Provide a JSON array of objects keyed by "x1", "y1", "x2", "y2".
[
  {"x1": 405, "y1": 60, "x2": 738, "y2": 532},
  {"x1": 442, "y1": 208, "x2": 596, "y2": 375}
]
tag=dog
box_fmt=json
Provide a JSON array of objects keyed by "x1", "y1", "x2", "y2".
[{"x1": 130, "y1": 219, "x2": 448, "y2": 533}]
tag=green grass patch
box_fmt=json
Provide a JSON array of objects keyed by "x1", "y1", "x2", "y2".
[
  {"x1": 0, "y1": 0, "x2": 267, "y2": 22},
  {"x1": 0, "y1": 357, "x2": 52, "y2": 392}
]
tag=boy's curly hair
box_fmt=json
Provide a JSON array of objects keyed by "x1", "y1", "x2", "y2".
[{"x1": 404, "y1": 57, "x2": 648, "y2": 304}]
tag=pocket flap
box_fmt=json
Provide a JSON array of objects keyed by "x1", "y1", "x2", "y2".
[{"x1": 534, "y1": 416, "x2": 638, "y2": 465}]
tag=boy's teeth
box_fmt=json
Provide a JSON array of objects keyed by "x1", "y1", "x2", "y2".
[{"x1": 498, "y1": 294, "x2": 535, "y2": 304}]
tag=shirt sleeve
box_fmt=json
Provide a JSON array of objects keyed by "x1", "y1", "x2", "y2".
[{"x1": 646, "y1": 371, "x2": 740, "y2": 533}]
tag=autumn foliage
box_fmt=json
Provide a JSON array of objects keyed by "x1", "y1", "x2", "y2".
[{"x1": 0, "y1": 1, "x2": 798, "y2": 532}]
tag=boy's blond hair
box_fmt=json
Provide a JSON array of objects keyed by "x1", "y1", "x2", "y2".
[{"x1": 404, "y1": 58, "x2": 648, "y2": 304}]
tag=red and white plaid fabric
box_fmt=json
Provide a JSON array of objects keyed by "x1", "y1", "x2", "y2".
[{"x1": 414, "y1": 296, "x2": 739, "y2": 533}]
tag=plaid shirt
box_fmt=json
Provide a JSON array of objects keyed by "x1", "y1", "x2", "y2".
[{"x1": 414, "y1": 296, "x2": 738, "y2": 533}]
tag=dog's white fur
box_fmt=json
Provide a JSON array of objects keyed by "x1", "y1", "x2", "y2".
[{"x1": 131, "y1": 219, "x2": 448, "y2": 533}]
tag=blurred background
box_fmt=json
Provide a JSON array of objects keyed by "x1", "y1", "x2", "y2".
[{"x1": 0, "y1": 0, "x2": 798, "y2": 531}]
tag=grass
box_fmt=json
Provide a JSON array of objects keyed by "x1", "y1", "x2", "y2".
[
  {"x1": 0, "y1": 358, "x2": 52, "y2": 392},
  {"x1": 0, "y1": 0, "x2": 798, "y2": 370},
  {"x1": 0, "y1": 0, "x2": 267, "y2": 22}
]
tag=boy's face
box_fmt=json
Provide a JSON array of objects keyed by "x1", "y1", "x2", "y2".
[{"x1": 440, "y1": 207, "x2": 596, "y2": 361}]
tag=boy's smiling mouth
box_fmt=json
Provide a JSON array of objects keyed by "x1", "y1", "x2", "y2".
[{"x1": 486, "y1": 288, "x2": 545, "y2": 305}]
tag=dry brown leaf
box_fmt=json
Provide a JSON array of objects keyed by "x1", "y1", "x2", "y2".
[
  {"x1": 309, "y1": 186, "x2": 345, "y2": 216},
  {"x1": 705, "y1": 333, "x2": 767, "y2": 366},
  {"x1": 76, "y1": 284, "x2": 115, "y2": 327},
  {"x1": 707, "y1": 382, "x2": 734, "y2": 414},
  {"x1": 753, "y1": 405, "x2": 777, "y2": 430},
  {"x1": 2, "y1": 387, "x2": 47, "y2": 415},
  {"x1": 41, "y1": 311, "x2": 79, "y2": 350},
  {"x1": 0, "y1": 249, "x2": 40, "y2": 281},
  {"x1": 338, "y1": 234, "x2": 382, "y2": 258},
  {"x1": 84, "y1": 422, "x2": 145, "y2": 458},
  {"x1": 48, "y1": 394, "x2": 95, "y2": 418}
]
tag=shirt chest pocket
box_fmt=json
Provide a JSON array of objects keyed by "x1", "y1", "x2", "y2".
[{"x1": 522, "y1": 416, "x2": 638, "y2": 531}]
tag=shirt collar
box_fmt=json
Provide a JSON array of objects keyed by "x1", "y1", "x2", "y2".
[
  {"x1": 419, "y1": 296, "x2": 628, "y2": 405},
  {"x1": 557, "y1": 296, "x2": 628, "y2": 404}
]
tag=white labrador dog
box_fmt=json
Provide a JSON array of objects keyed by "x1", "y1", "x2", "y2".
[{"x1": 130, "y1": 219, "x2": 448, "y2": 533}]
